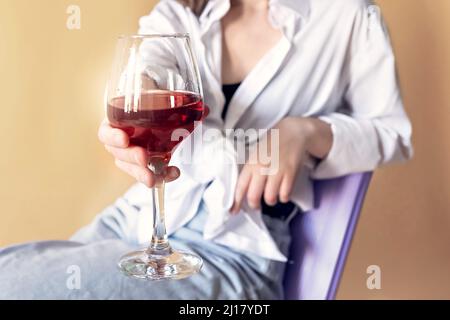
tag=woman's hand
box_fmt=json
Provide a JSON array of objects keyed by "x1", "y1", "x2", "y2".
[
  {"x1": 231, "y1": 117, "x2": 332, "y2": 213},
  {"x1": 98, "y1": 120, "x2": 180, "y2": 188}
]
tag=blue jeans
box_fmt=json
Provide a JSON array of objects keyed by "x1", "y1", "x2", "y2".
[{"x1": 0, "y1": 201, "x2": 292, "y2": 300}]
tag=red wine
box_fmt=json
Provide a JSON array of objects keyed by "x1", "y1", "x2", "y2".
[{"x1": 107, "y1": 91, "x2": 204, "y2": 162}]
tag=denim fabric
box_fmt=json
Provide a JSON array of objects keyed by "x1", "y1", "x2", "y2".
[{"x1": 0, "y1": 201, "x2": 292, "y2": 300}]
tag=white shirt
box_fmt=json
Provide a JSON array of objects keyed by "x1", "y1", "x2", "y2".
[{"x1": 117, "y1": 0, "x2": 413, "y2": 261}]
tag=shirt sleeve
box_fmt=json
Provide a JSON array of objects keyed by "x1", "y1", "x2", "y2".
[{"x1": 311, "y1": 3, "x2": 413, "y2": 179}]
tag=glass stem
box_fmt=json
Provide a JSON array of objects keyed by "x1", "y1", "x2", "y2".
[{"x1": 147, "y1": 158, "x2": 172, "y2": 256}]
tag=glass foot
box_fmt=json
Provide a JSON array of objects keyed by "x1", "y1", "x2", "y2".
[{"x1": 118, "y1": 248, "x2": 203, "y2": 280}]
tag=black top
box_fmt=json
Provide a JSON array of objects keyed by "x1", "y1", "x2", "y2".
[
  {"x1": 222, "y1": 83, "x2": 241, "y2": 120},
  {"x1": 221, "y1": 83, "x2": 298, "y2": 221}
]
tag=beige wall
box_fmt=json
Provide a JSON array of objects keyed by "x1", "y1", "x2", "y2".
[
  {"x1": 0, "y1": 0, "x2": 449, "y2": 299},
  {"x1": 338, "y1": 0, "x2": 450, "y2": 299},
  {"x1": 0, "y1": 0, "x2": 150, "y2": 245}
]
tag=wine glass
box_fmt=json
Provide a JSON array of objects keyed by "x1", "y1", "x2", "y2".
[{"x1": 106, "y1": 34, "x2": 205, "y2": 280}]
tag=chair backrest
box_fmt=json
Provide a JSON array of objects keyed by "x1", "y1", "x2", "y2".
[{"x1": 283, "y1": 172, "x2": 373, "y2": 300}]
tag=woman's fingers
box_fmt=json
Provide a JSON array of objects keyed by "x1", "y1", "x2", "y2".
[
  {"x1": 98, "y1": 120, "x2": 129, "y2": 148},
  {"x1": 279, "y1": 173, "x2": 295, "y2": 203},
  {"x1": 203, "y1": 105, "x2": 210, "y2": 119},
  {"x1": 114, "y1": 160, "x2": 180, "y2": 187},
  {"x1": 165, "y1": 166, "x2": 181, "y2": 183},
  {"x1": 115, "y1": 160, "x2": 155, "y2": 188},
  {"x1": 105, "y1": 145, "x2": 148, "y2": 167},
  {"x1": 246, "y1": 172, "x2": 267, "y2": 210},
  {"x1": 231, "y1": 168, "x2": 251, "y2": 214},
  {"x1": 264, "y1": 174, "x2": 283, "y2": 206},
  {"x1": 232, "y1": 167, "x2": 288, "y2": 213},
  {"x1": 100, "y1": 120, "x2": 181, "y2": 185}
]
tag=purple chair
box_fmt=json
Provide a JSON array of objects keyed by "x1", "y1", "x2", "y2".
[{"x1": 283, "y1": 172, "x2": 373, "y2": 300}]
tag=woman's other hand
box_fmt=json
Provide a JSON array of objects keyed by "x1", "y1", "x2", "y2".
[{"x1": 231, "y1": 117, "x2": 332, "y2": 213}]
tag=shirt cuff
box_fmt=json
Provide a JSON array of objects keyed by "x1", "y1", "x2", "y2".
[{"x1": 311, "y1": 113, "x2": 381, "y2": 179}]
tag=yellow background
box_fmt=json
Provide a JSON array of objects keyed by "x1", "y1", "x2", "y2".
[{"x1": 0, "y1": 0, "x2": 449, "y2": 299}]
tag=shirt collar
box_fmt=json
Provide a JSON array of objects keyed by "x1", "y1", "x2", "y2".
[
  {"x1": 200, "y1": 0, "x2": 310, "y2": 39},
  {"x1": 201, "y1": 0, "x2": 310, "y2": 17},
  {"x1": 272, "y1": 0, "x2": 310, "y2": 20}
]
